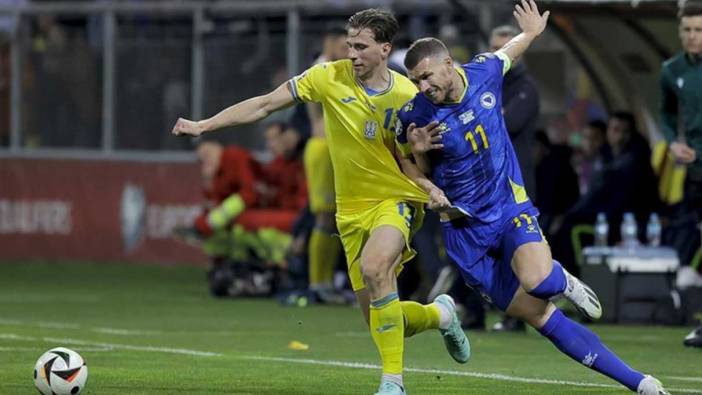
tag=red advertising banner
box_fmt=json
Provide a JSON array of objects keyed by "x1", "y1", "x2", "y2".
[{"x1": 0, "y1": 158, "x2": 208, "y2": 265}]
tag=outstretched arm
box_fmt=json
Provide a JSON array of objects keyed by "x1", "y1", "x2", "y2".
[
  {"x1": 496, "y1": 0, "x2": 549, "y2": 66},
  {"x1": 172, "y1": 82, "x2": 296, "y2": 137}
]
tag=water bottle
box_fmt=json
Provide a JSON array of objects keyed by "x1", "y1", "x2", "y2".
[
  {"x1": 594, "y1": 213, "x2": 609, "y2": 247},
  {"x1": 620, "y1": 212, "x2": 639, "y2": 248},
  {"x1": 646, "y1": 212, "x2": 662, "y2": 247}
]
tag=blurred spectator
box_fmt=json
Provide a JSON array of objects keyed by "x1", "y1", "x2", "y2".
[
  {"x1": 440, "y1": 24, "x2": 469, "y2": 64},
  {"x1": 574, "y1": 120, "x2": 607, "y2": 196},
  {"x1": 551, "y1": 112, "x2": 658, "y2": 274},
  {"x1": 0, "y1": 0, "x2": 27, "y2": 146},
  {"x1": 30, "y1": 15, "x2": 99, "y2": 148},
  {"x1": 659, "y1": 2, "x2": 702, "y2": 348},
  {"x1": 175, "y1": 123, "x2": 307, "y2": 297},
  {"x1": 533, "y1": 130, "x2": 580, "y2": 236},
  {"x1": 389, "y1": 34, "x2": 411, "y2": 75},
  {"x1": 296, "y1": 24, "x2": 347, "y2": 304}
]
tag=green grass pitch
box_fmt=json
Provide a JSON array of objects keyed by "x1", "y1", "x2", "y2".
[{"x1": 0, "y1": 261, "x2": 699, "y2": 394}]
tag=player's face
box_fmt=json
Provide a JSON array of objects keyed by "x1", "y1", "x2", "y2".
[
  {"x1": 680, "y1": 16, "x2": 702, "y2": 56},
  {"x1": 347, "y1": 28, "x2": 391, "y2": 79},
  {"x1": 325, "y1": 35, "x2": 349, "y2": 61},
  {"x1": 582, "y1": 126, "x2": 604, "y2": 157},
  {"x1": 408, "y1": 56, "x2": 454, "y2": 104},
  {"x1": 606, "y1": 118, "x2": 629, "y2": 150}
]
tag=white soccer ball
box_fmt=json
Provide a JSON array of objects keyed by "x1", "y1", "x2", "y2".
[{"x1": 34, "y1": 347, "x2": 88, "y2": 395}]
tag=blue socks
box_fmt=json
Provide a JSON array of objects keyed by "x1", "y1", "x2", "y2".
[
  {"x1": 528, "y1": 260, "x2": 567, "y2": 299},
  {"x1": 539, "y1": 309, "x2": 645, "y2": 391}
]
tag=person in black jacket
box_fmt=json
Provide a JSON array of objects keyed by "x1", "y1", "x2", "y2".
[{"x1": 551, "y1": 112, "x2": 659, "y2": 274}]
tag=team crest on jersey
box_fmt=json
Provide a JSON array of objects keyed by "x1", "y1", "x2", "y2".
[
  {"x1": 677, "y1": 77, "x2": 685, "y2": 89},
  {"x1": 402, "y1": 102, "x2": 414, "y2": 112},
  {"x1": 459, "y1": 109, "x2": 475, "y2": 125},
  {"x1": 480, "y1": 92, "x2": 496, "y2": 109},
  {"x1": 364, "y1": 120, "x2": 378, "y2": 139}
]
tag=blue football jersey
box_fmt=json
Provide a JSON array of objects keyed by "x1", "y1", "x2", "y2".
[{"x1": 396, "y1": 53, "x2": 532, "y2": 223}]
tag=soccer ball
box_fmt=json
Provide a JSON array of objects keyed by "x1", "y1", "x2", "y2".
[{"x1": 34, "y1": 347, "x2": 88, "y2": 395}]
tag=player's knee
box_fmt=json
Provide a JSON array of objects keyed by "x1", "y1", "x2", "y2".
[
  {"x1": 360, "y1": 255, "x2": 394, "y2": 286},
  {"x1": 512, "y1": 244, "x2": 553, "y2": 291}
]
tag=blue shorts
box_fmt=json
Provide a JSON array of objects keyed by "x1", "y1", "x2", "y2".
[{"x1": 442, "y1": 205, "x2": 543, "y2": 311}]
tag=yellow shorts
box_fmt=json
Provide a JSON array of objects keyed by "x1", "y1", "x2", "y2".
[
  {"x1": 336, "y1": 199, "x2": 425, "y2": 292},
  {"x1": 303, "y1": 137, "x2": 335, "y2": 214}
]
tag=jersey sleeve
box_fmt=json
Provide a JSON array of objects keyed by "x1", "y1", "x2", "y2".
[
  {"x1": 472, "y1": 52, "x2": 511, "y2": 79},
  {"x1": 288, "y1": 62, "x2": 328, "y2": 103}
]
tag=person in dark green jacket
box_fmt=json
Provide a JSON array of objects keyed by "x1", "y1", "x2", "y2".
[{"x1": 661, "y1": 1, "x2": 702, "y2": 349}]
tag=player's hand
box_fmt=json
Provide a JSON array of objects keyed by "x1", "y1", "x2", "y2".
[
  {"x1": 514, "y1": 0, "x2": 549, "y2": 38},
  {"x1": 172, "y1": 117, "x2": 205, "y2": 137},
  {"x1": 407, "y1": 121, "x2": 443, "y2": 154},
  {"x1": 670, "y1": 142, "x2": 697, "y2": 164},
  {"x1": 427, "y1": 187, "x2": 451, "y2": 212}
]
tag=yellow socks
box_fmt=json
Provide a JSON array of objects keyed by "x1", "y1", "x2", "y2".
[
  {"x1": 370, "y1": 293, "x2": 404, "y2": 377},
  {"x1": 401, "y1": 301, "x2": 441, "y2": 338},
  {"x1": 308, "y1": 228, "x2": 341, "y2": 289}
]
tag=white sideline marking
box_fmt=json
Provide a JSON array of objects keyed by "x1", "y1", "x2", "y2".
[
  {"x1": 43, "y1": 337, "x2": 223, "y2": 357},
  {"x1": 0, "y1": 333, "x2": 36, "y2": 341},
  {"x1": 0, "y1": 346, "x2": 112, "y2": 352},
  {"x1": 0, "y1": 333, "x2": 222, "y2": 357},
  {"x1": 0, "y1": 318, "x2": 160, "y2": 336},
  {"x1": 92, "y1": 327, "x2": 161, "y2": 336},
  {"x1": 2, "y1": 331, "x2": 700, "y2": 392},
  {"x1": 36, "y1": 321, "x2": 81, "y2": 329},
  {"x1": 666, "y1": 376, "x2": 702, "y2": 382},
  {"x1": 243, "y1": 356, "x2": 702, "y2": 394}
]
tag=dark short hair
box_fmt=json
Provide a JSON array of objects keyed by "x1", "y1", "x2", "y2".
[
  {"x1": 404, "y1": 37, "x2": 450, "y2": 70},
  {"x1": 587, "y1": 120, "x2": 607, "y2": 135},
  {"x1": 346, "y1": 8, "x2": 398, "y2": 44},
  {"x1": 610, "y1": 111, "x2": 637, "y2": 134},
  {"x1": 679, "y1": 1, "x2": 702, "y2": 19},
  {"x1": 491, "y1": 25, "x2": 520, "y2": 39}
]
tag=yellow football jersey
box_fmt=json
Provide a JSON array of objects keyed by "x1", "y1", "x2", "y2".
[{"x1": 288, "y1": 59, "x2": 428, "y2": 213}]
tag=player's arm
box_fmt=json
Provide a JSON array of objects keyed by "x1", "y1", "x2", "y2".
[
  {"x1": 405, "y1": 121, "x2": 442, "y2": 175},
  {"x1": 495, "y1": 0, "x2": 549, "y2": 67},
  {"x1": 659, "y1": 67, "x2": 696, "y2": 163},
  {"x1": 396, "y1": 147, "x2": 451, "y2": 211},
  {"x1": 172, "y1": 82, "x2": 296, "y2": 137}
]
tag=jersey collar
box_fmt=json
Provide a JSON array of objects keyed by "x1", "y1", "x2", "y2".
[{"x1": 445, "y1": 66, "x2": 468, "y2": 104}]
